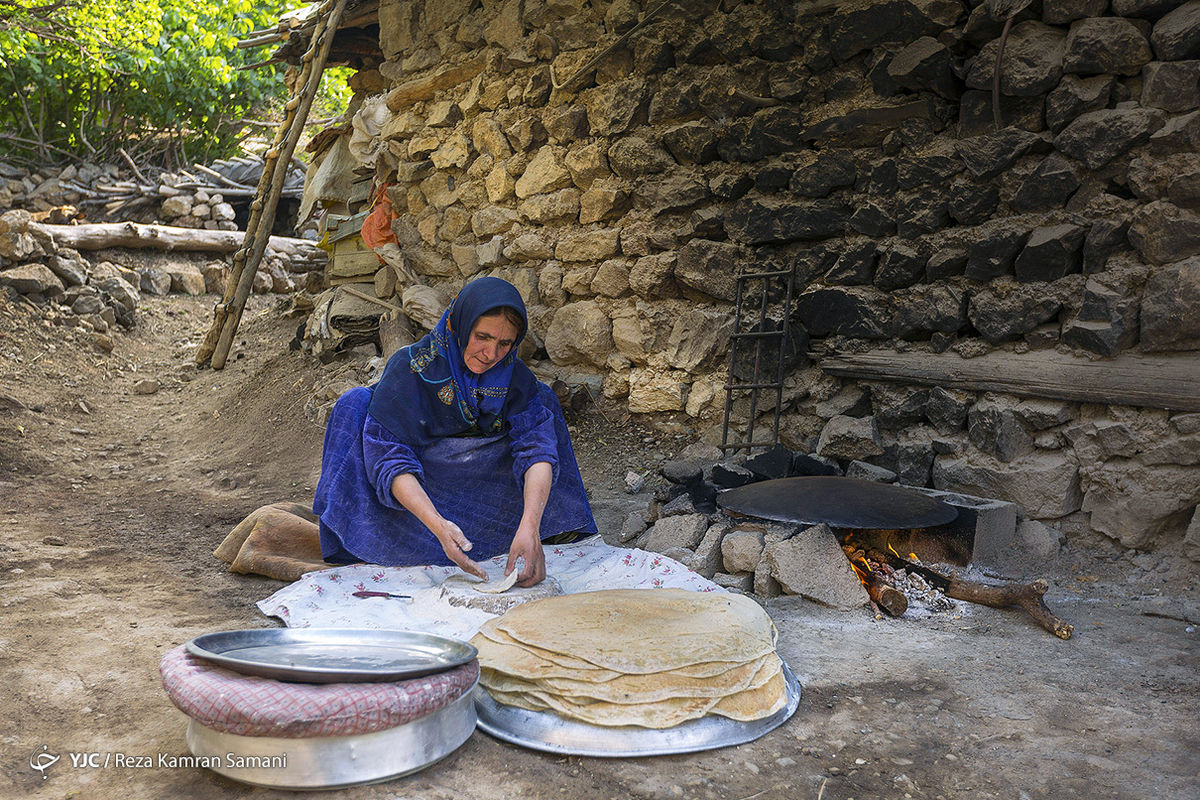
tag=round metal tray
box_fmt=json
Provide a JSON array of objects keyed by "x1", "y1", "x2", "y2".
[
  {"x1": 186, "y1": 628, "x2": 477, "y2": 684},
  {"x1": 474, "y1": 660, "x2": 801, "y2": 757},
  {"x1": 186, "y1": 686, "x2": 477, "y2": 789}
]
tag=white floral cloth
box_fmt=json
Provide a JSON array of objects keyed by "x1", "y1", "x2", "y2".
[{"x1": 258, "y1": 537, "x2": 723, "y2": 642}]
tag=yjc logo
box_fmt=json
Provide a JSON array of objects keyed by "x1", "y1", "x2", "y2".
[{"x1": 30, "y1": 746, "x2": 59, "y2": 780}]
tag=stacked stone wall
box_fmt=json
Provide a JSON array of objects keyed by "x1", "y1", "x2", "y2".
[{"x1": 352, "y1": 0, "x2": 1200, "y2": 554}]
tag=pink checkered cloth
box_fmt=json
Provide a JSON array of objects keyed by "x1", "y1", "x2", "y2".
[{"x1": 159, "y1": 645, "x2": 479, "y2": 738}]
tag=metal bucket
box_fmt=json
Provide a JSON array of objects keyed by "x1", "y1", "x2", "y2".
[{"x1": 185, "y1": 686, "x2": 477, "y2": 789}]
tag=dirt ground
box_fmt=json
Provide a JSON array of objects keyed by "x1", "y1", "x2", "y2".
[{"x1": 1, "y1": 276, "x2": 1198, "y2": 800}]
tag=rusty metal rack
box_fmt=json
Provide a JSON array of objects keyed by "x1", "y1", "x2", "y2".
[{"x1": 719, "y1": 264, "x2": 797, "y2": 456}]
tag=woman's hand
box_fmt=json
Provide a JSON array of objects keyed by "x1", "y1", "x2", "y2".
[
  {"x1": 434, "y1": 518, "x2": 487, "y2": 580},
  {"x1": 391, "y1": 474, "x2": 486, "y2": 579},
  {"x1": 506, "y1": 522, "x2": 545, "y2": 587}
]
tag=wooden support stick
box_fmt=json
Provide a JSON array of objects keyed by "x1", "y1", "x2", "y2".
[
  {"x1": 945, "y1": 577, "x2": 1074, "y2": 640},
  {"x1": 197, "y1": 0, "x2": 349, "y2": 370}
]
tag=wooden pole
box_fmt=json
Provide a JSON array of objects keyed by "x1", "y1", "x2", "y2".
[{"x1": 196, "y1": 0, "x2": 349, "y2": 369}]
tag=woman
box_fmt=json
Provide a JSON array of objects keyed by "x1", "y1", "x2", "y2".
[{"x1": 313, "y1": 276, "x2": 596, "y2": 587}]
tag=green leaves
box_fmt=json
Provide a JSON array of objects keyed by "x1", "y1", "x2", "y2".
[{"x1": 0, "y1": 0, "x2": 307, "y2": 164}]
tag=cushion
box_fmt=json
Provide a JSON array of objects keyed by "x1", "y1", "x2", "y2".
[{"x1": 160, "y1": 645, "x2": 478, "y2": 738}]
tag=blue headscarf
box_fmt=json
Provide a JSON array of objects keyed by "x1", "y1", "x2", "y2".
[{"x1": 367, "y1": 277, "x2": 535, "y2": 447}]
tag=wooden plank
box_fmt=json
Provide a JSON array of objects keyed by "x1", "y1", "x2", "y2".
[
  {"x1": 819, "y1": 349, "x2": 1200, "y2": 412},
  {"x1": 385, "y1": 52, "x2": 487, "y2": 111}
]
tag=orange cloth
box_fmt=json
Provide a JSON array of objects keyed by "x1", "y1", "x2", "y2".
[{"x1": 360, "y1": 183, "x2": 398, "y2": 251}]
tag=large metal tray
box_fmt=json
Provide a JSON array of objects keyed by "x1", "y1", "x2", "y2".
[
  {"x1": 474, "y1": 660, "x2": 802, "y2": 757},
  {"x1": 186, "y1": 628, "x2": 477, "y2": 684}
]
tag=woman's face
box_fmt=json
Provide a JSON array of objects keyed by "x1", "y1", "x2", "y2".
[{"x1": 463, "y1": 313, "x2": 519, "y2": 374}]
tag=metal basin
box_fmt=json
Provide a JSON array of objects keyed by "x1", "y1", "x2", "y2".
[{"x1": 185, "y1": 685, "x2": 477, "y2": 789}]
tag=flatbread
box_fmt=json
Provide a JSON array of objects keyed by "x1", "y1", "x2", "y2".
[
  {"x1": 492, "y1": 589, "x2": 778, "y2": 674},
  {"x1": 441, "y1": 575, "x2": 561, "y2": 615}
]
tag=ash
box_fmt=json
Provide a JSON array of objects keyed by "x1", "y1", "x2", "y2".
[{"x1": 893, "y1": 570, "x2": 959, "y2": 618}]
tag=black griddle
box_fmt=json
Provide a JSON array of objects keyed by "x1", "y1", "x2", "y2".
[{"x1": 716, "y1": 476, "x2": 959, "y2": 530}]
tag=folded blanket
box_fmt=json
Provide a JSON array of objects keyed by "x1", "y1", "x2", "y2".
[{"x1": 214, "y1": 502, "x2": 338, "y2": 582}]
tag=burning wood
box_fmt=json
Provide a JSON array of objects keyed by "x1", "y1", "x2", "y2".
[
  {"x1": 841, "y1": 544, "x2": 908, "y2": 618},
  {"x1": 839, "y1": 534, "x2": 1074, "y2": 640}
]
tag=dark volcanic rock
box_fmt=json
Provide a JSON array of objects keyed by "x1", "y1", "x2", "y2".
[
  {"x1": 1141, "y1": 61, "x2": 1200, "y2": 112},
  {"x1": 1151, "y1": 1, "x2": 1200, "y2": 61},
  {"x1": 790, "y1": 452, "x2": 842, "y2": 477},
  {"x1": 965, "y1": 227, "x2": 1029, "y2": 282},
  {"x1": 1061, "y1": 278, "x2": 1140, "y2": 355},
  {"x1": 849, "y1": 202, "x2": 897, "y2": 236},
  {"x1": 662, "y1": 122, "x2": 718, "y2": 165},
  {"x1": 1014, "y1": 224, "x2": 1088, "y2": 282},
  {"x1": 925, "y1": 387, "x2": 970, "y2": 434},
  {"x1": 968, "y1": 282, "x2": 1063, "y2": 343},
  {"x1": 872, "y1": 386, "x2": 929, "y2": 430},
  {"x1": 863, "y1": 159, "x2": 898, "y2": 195},
  {"x1": 874, "y1": 242, "x2": 927, "y2": 290},
  {"x1": 1149, "y1": 109, "x2": 1200, "y2": 153},
  {"x1": 825, "y1": 240, "x2": 877, "y2": 286},
  {"x1": 827, "y1": 0, "x2": 942, "y2": 61},
  {"x1": 879, "y1": 437, "x2": 936, "y2": 487},
  {"x1": 969, "y1": 400, "x2": 1035, "y2": 463},
  {"x1": 964, "y1": 21, "x2": 1066, "y2": 97},
  {"x1": 1140, "y1": 255, "x2": 1200, "y2": 350},
  {"x1": 887, "y1": 36, "x2": 959, "y2": 98},
  {"x1": 1063, "y1": 17, "x2": 1154, "y2": 76},
  {"x1": 791, "y1": 153, "x2": 857, "y2": 198},
  {"x1": 896, "y1": 193, "x2": 951, "y2": 238},
  {"x1": 1011, "y1": 154, "x2": 1083, "y2": 212},
  {"x1": 948, "y1": 178, "x2": 1000, "y2": 224},
  {"x1": 744, "y1": 444, "x2": 794, "y2": 481},
  {"x1": 662, "y1": 459, "x2": 703, "y2": 485},
  {"x1": 1083, "y1": 217, "x2": 1132, "y2": 273},
  {"x1": 1045, "y1": 74, "x2": 1116, "y2": 132},
  {"x1": 725, "y1": 198, "x2": 848, "y2": 244},
  {"x1": 1044, "y1": 0, "x2": 1111, "y2": 24},
  {"x1": 925, "y1": 247, "x2": 968, "y2": 281},
  {"x1": 1112, "y1": 0, "x2": 1185, "y2": 17},
  {"x1": 898, "y1": 153, "x2": 964, "y2": 190},
  {"x1": 956, "y1": 128, "x2": 1048, "y2": 179},
  {"x1": 711, "y1": 461, "x2": 756, "y2": 489},
  {"x1": 709, "y1": 172, "x2": 754, "y2": 200},
  {"x1": 958, "y1": 91, "x2": 1046, "y2": 137},
  {"x1": 794, "y1": 286, "x2": 892, "y2": 338},
  {"x1": 1128, "y1": 200, "x2": 1200, "y2": 263},
  {"x1": 891, "y1": 285, "x2": 968, "y2": 339},
  {"x1": 1054, "y1": 107, "x2": 1166, "y2": 169}
]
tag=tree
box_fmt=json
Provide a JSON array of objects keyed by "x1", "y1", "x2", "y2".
[{"x1": 0, "y1": 0, "x2": 302, "y2": 166}]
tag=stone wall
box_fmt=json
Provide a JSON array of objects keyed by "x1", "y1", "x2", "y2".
[{"x1": 342, "y1": 0, "x2": 1200, "y2": 555}]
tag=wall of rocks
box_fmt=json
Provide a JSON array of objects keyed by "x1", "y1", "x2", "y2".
[{"x1": 337, "y1": 0, "x2": 1200, "y2": 556}]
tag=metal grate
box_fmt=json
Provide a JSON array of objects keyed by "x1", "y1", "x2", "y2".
[{"x1": 719, "y1": 264, "x2": 797, "y2": 456}]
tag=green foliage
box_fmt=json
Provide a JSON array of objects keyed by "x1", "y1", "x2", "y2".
[{"x1": 0, "y1": 0, "x2": 307, "y2": 166}]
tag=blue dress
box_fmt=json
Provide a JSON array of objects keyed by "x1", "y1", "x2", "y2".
[
  {"x1": 313, "y1": 384, "x2": 597, "y2": 566},
  {"x1": 312, "y1": 276, "x2": 596, "y2": 567}
]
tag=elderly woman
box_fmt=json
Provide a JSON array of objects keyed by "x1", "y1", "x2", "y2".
[{"x1": 313, "y1": 277, "x2": 596, "y2": 587}]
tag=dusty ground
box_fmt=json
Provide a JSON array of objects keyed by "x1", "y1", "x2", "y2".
[{"x1": 1, "y1": 277, "x2": 1197, "y2": 800}]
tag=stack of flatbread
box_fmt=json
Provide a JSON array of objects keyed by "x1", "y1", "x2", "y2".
[{"x1": 470, "y1": 588, "x2": 788, "y2": 729}]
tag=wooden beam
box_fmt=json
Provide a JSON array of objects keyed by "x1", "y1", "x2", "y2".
[
  {"x1": 33, "y1": 222, "x2": 324, "y2": 260},
  {"x1": 385, "y1": 52, "x2": 487, "y2": 111},
  {"x1": 820, "y1": 349, "x2": 1200, "y2": 412}
]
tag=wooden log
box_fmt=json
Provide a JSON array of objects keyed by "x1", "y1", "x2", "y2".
[
  {"x1": 32, "y1": 222, "x2": 324, "y2": 261},
  {"x1": 384, "y1": 52, "x2": 487, "y2": 111},
  {"x1": 820, "y1": 349, "x2": 1200, "y2": 413},
  {"x1": 843, "y1": 545, "x2": 908, "y2": 617},
  {"x1": 866, "y1": 548, "x2": 1073, "y2": 639}
]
